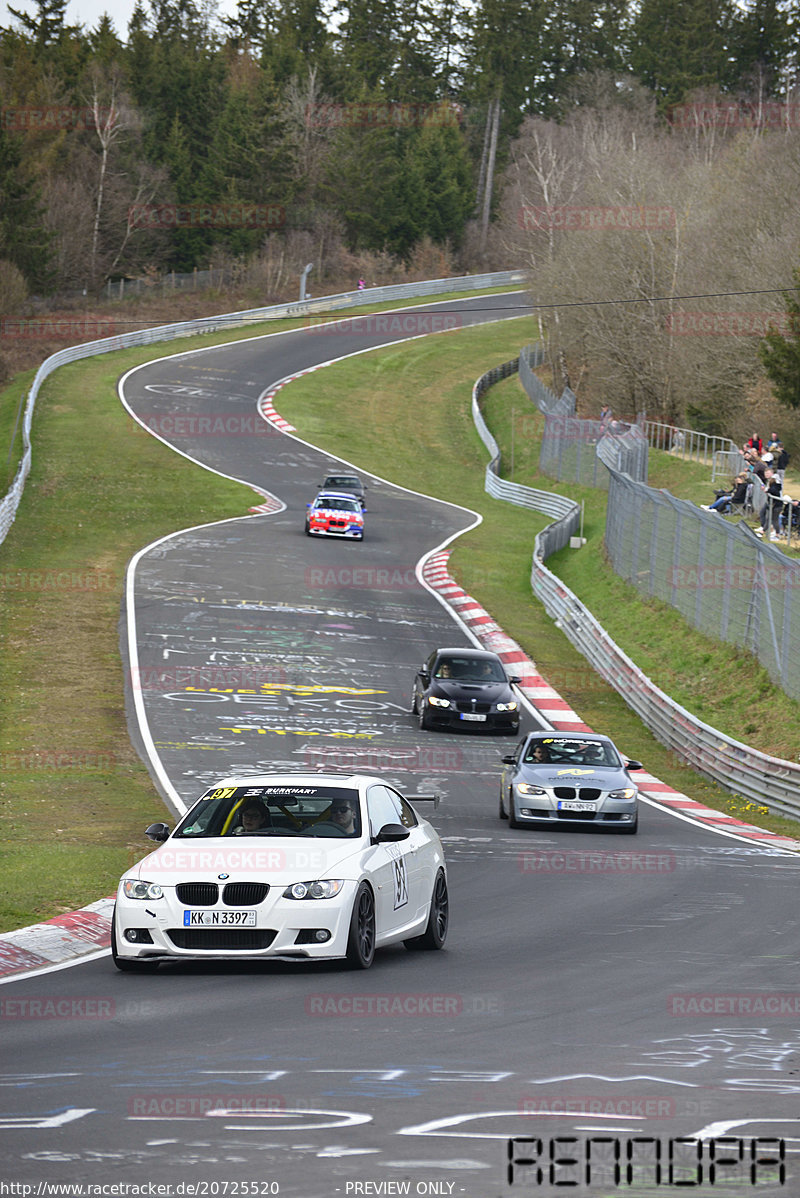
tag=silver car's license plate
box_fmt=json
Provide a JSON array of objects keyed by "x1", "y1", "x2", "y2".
[
  {"x1": 557, "y1": 801, "x2": 596, "y2": 811},
  {"x1": 183, "y1": 910, "x2": 256, "y2": 926},
  {"x1": 460, "y1": 712, "x2": 487, "y2": 722}
]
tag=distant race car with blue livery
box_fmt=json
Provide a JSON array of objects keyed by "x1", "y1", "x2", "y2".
[{"x1": 305, "y1": 491, "x2": 365, "y2": 540}]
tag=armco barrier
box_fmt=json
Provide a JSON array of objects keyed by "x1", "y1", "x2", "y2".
[
  {"x1": 0, "y1": 269, "x2": 528, "y2": 547},
  {"x1": 473, "y1": 355, "x2": 800, "y2": 821}
]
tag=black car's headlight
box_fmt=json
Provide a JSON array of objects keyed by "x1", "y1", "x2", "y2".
[
  {"x1": 428, "y1": 695, "x2": 451, "y2": 708},
  {"x1": 516, "y1": 782, "x2": 546, "y2": 795},
  {"x1": 123, "y1": 880, "x2": 164, "y2": 900},
  {"x1": 496, "y1": 701, "x2": 518, "y2": 711},
  {"x1": 609, "y1": 787, "x2": 637, "y2": 800},
  {"x1": 283, "y1": 880, "x2": 344, "y2": 900}
]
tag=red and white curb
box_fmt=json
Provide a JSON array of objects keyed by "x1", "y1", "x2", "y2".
[
  {"x1": 0, "y1": 899, "x2": 113, "y2": 981},
  {"x1": 422, "y1": 550, "x2": 800, "y2": 855}
]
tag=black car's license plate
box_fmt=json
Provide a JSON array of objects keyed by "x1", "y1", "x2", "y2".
[{"x1": 183, "y1": 910, "x2": 256, "y2": 926}]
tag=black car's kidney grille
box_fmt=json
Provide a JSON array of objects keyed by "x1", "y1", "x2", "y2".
[
  {"x1": 454, "y1": 701, "x2": 491, "y2": 713},
  {"x1": 167, "y1": 929, "x2": 277, "y2": 951},
  {"x1": 175, "y1": 882, "x2": 218, "y2": 906},
  {"x1": 223, "y1": 882, "x2": 269, "y2": 906}
]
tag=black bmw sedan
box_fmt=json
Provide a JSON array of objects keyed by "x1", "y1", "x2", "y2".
[{"x1": 412, "y1": 647, "x2": 521, "y2": 734}]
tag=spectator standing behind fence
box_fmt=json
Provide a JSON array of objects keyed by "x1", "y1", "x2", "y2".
[
  {"x1": 754, "y1": 468, "x2": 783, "y2": 541},
  {"x1": 670, "y1": 427, "x2": 686, "y2": 452},
  {"x1": 599, "y1": 404, "x2": 612, "y2": 429},
  {"x1": 746, "y1": 432, "x2": 763, "y2": 454},
  {"x1": 774, "y1": 443, "x2": 790, "y2": 481},
  {"x1": 744, "y1": 449, "x2": 767, "y2": 483},
  {"x1": 767, "y1": 431, "x2": 781, "y2": 453}
]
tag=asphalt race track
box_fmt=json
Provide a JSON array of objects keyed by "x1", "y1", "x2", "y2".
[{"x1": 1, "y1": 293, "x2": 798, "y2": 1197}]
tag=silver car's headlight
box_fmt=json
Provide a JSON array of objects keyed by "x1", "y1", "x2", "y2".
[
  {"x1": 516, "y1": 782, "x2": 546, "y2": 795},
  {"x1": 496, "y1": 701, "x2": 518, "y2": 711},
  {"x1": 283, "y1": 880, "x2": 344, "y2": 900},
  {"x1": 428, "y1": 695, "x2": 451, "y2": 708},
  {"x1": 609, "y1": 787, "x2": 637, "y2": 800},
  {"x1": 123, "y1": 880, "x2": 164, "y2": 900}
]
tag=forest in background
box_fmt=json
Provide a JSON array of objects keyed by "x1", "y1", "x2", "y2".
[{"x1": 3, "y1": 0, "x2": 800, "y2": 438}]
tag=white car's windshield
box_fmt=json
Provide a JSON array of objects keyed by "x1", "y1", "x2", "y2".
[{"x1": 174, "y1": 784, "x2": 362, "y2": 838}]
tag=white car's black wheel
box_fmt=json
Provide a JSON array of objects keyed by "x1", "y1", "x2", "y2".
[
  {"x1": 346, "y1": 883, "x2": 375, "y2": 969},
  {"x1": 499, "y1": 789, "x2": 508, "y2": 820},
  {"x1": 111, "y1": 913, "x2": 158, "y2": 972},
  {"x1": 508, "y1": 801, "x2": 521, "y2": 830},
  {"x1": 405, "y1": 870, "x2": 448, "y2": 951}
]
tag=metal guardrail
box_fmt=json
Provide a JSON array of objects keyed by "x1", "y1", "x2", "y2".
[
  {"x1": 0, "y1": 269, "x2": 529, "y2": 549},
  {"x1": 642, "y1": 419, "x2": 738, "y2": 466},
  {"x1": 472, "y1": 354, "x2": 800, "y2": 823}
]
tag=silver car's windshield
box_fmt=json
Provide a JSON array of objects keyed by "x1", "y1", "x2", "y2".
[
  {"x1": 174, "y1": 784, "x2": 362, "y2": 838},
  {"x1": 523, "y1": 739, "x2": 621, "y2": 767}
]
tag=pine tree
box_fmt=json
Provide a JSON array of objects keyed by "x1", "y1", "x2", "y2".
[
  {"x1": 727, "y1": 0, "x2": 794, "y2": 94},
  {"x1": 0, "y1": 124, "x2": 53, "y2": 288},
  {"x1": 630, "y1": 0, "x2": 737, "y2": 107},
  {"x1": 759, "y1": 271, "x2": 800, "y2": 410},
  {"x1": 409, "y1": 112, "x2": 473, "y2": 244}
]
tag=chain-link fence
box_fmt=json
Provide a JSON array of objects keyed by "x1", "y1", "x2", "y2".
[
  {"x1": 472, "y1": 352, "x2": 800, "y2": 821},
  {"x1": 604, "y1": 469, "x2": 800, "y2": 701}
]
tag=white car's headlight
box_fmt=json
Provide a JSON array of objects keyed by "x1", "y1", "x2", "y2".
[
  {"x1": 517, "y1": 782, "x2": 546, "y2": 795},
  {"x1": 283, "y1": 880, "x2": 344, "y2": 900},
  {"x1": 428, "y1": 695, "x2": 451, "y2": 708},
  {"x1": 609, "y1": 787, "x2": 637, "y2": 800},
  {"x1": 496, "y1": 701, "x2": 518, "y2": 711},
  {"x1": 123, "y1": 880, "x2": 164, "y2": 900}
]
